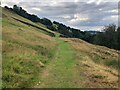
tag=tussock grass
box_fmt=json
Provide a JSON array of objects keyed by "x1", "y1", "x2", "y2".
[
  {"x1": 62, "y1": 38, "x2": 119, "y2": 70},
  {"x1": 2, "y1": 8, "x2": 57, "y2": 88},
  {"x1": 61, "y1": 38, "x2": 119, "y2": 88}
]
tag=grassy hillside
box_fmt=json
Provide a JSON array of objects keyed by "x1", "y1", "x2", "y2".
[
  {"x1": 2, "y1": 7, "x2": 119, "y2": 88},
  {"x1": 2, "y1": 7, "x2": 57, "y2": 88},
  {"x1": 62, "y1": 38, "x2": 119, "y2": 88}
]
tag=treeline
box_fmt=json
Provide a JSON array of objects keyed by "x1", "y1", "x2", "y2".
[
  {"x1": 5, "y1": 5, "x2": 53, "y2": 24},
  {"x1": 5, "y1": 5, "x2": 38, "y2": 22},
  {"x1": 53, "y1": 21, "x2": 120, "y2": 50},
  {"x1": 4, "y1": 5, "x2": 120, "y2": 50},
  {"x1": 4, "y1": 5, "x2": 94, "y2": 41},
  {"x1": 93, "y1": 24, "x2": 120, "y2": 50}
]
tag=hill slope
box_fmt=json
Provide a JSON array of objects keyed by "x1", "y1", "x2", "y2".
[
  {"x1": 2, "y1": 7, "x2": 119, "y2": 88},
  {"x1": 2, "y1": 7, "x2": 57, "y2": 88}
]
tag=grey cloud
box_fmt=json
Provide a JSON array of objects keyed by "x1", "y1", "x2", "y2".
[{"x1": 2, "y1": 1, "x2": 118, "y2": 31}]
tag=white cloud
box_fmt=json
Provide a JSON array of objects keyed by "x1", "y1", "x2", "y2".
[
  {"x1": 2, "y1": 0, "x2": 22, "y2": 4},
  {"x1": 99, "y1": 8, "x2": 102, "y2": 11},
  {"x1": 1, "y1": 0, "x2": 22, "y2": 7},
  {"x1": 96, "y1": 0, "x2": 102, "y2": 5},
  {"x1": 87, "y1": 0, "x2": 119, "y2": 5},
  {"x1": 32, "y1": 7, "x2": 41, "y2": 11},
  {"x1": 71, "y1": 26, "x2": 104, "y2": 31},
  {"x1": 70, "y1": 14, "x2": 89, "y2": 22},
  {"x1": 87, "y1": 0, "x2": 103, "y2": 5},
  {"x1": 62, "y1": 15, "x2": 71, "y2": 19},
  {"x1": 111, "y1": 15, "x2": 118, "y2": 20},
  {"x1": 1, "y1": 3, "x2": 8, "y2": 7},
  {"x1": 102, "y1": 15, "x2": 118, "y2": 26},
  {"x1": 87, "y1": 0, "x2": 96, "y2": 4},
  {"x1": 109, "y1": 9, "x2": 118, "y2": 13},
  {"x1": 103, "y1": 15, "x2": 118, "y2": 21}
]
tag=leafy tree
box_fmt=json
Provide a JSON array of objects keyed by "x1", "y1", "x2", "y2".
[
  {"x1": 83, "y1": 31, "x2": 94, "y2": 42},
  {"x1": 4, "y1": 6, "x2": 9, "y2": 9},
  {"x1": 40, "y1": 18, "x2": 52, "y2": 26},
  {"x1": 13, "y1": 5, "x2": 20, "y2": 13},
  {"x1": 71, "y1": 28, "x2": 84, "y2": 38},
  {"x1": 94, "y1": 24, "x2": 118, "y2": 50}
]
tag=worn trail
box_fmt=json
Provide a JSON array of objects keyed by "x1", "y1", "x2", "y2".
[{"x1": 35, "y1": 35, "x2": 85, "y2": 88}]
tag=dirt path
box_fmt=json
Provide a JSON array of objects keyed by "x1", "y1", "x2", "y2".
[
  {"x1": 34, "y1": 36, "x2": 86, "y2": 88},
  {"x1": 34, "y1": 36, "x2": 118, "y2": 88}
]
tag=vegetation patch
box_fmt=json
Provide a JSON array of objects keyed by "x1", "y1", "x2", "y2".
[
  {"x1": 2, "y1": 8, "x2": 57, "y2": 88},
  {"x1": 92, "y1": 75, "x2": 106, "y2": 79}
]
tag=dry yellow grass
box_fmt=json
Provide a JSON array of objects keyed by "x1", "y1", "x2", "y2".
[
  {"x1": 61, "y1": 37, "x2": 119, "y2": 88},
  {"x1": 2, "y1": 7, "x2": 57, "y2": 88},
  {"x1": 82, "y1": 57, "x2": 118, "y2": 88},
  {"x1": 2, "y1": 7, "x2": 119, "y2": 88}
]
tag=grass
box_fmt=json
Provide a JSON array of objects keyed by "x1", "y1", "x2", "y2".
[
  {"x1": 2, "y1": 8, "x2": 57, "y2": 88},
  {"x1": 64, "y1": 38, "x2": 119, "y2": 70},
  {"x1": 92, "y1": 75, "x2": 106, "y2": 79},
  {"x1": 2, "y1": 7, "x2": 119, "y2": 88},
  {"x1": 35, "y1": 36, "x2": 85, "y2": 88},
  {"x1": 2, "y1": 7, "x2": 55, "y2": 36},
  {"x1": 105, "y1": 59, "x2": 119, "y2": 69},
  {"x1": 61, "y1": 38, "x2": 119, "y2": 88}
]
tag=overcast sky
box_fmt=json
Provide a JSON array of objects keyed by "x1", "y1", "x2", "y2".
[{"x1": 1, "y1": 0, "x2": 119, "y2": 31}]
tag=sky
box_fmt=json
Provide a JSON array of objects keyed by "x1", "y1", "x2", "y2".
[{"x1": 1, "y1": 0, "x2": 119, "y2": 31}]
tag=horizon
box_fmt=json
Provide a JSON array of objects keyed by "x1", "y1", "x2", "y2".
[{"x1": 1, "y1": 0, "x2": 119, "y2": 31}]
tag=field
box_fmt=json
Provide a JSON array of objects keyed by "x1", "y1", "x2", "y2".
[
  {"x1": 2, "y1": 7, "x2": 57, "y2": 88},
  {"x1": 2, "y1": 7, "x2": 119, "y2": 88}
]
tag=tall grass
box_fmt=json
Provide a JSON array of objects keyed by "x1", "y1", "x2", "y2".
[{"x1": 2, "y1": 8, "x2": 57, "y2": 88}]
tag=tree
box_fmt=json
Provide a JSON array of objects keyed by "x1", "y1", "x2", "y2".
[
  {"x1": 94, "y1": 24, "x2": 118, "y2": 50},
  {"x1": 117, "y1": 27, "x2": 120, "y2": 50},
  {"x1": 104, "y1": 24, "x2": 117, "y2": 49},
  {"x1": 13, "y1": 5, "x2": 19, "y2": 13},
  {"x1": 40, "y1": 18, "x2": 52, "y2": 26},
  {"x1": 4, "y1": 6, "x2": 9, "y2": 9},
  {"x1": 83, "y1": 31, "x2": 94, "y2": 42}
]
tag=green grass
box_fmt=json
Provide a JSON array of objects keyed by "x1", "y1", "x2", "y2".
[
  {"x1": 2, "y1": 7, "x2": 55, "y2": 36},
  {"x1": 2, "y1": 7, "x2": 57, "y2": 88},
  {"x1": 35, "y1": 35, "x2": 85, "y2": 88},
  {"x1": 2, "y1": 7, "x2": 119, "y2": 88},
  {"x1": 90, "y1": 53, "x2": 119, "y2": 69},
  {"x1": 105, "y1": 59, "x2": 119, "y2": 69}
]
